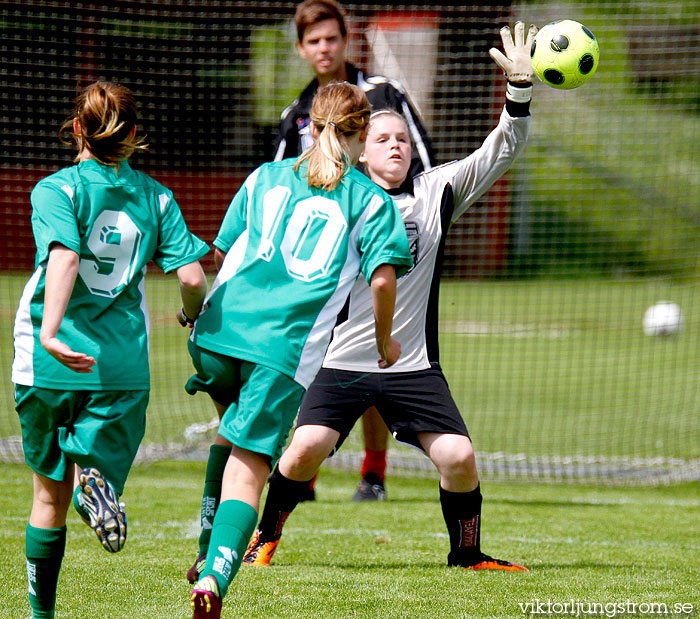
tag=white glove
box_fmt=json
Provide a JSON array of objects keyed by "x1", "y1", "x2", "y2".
[{"x1": 489, "y1": 21, "x2": 538, "y2": 83}]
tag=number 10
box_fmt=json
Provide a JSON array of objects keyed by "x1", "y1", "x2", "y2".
[{"x1": 256, "y1": 187, "x2": 348, "y2": 283}]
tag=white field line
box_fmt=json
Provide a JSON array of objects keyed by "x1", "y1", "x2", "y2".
[
  {"x1": 134, "y1": 518, "x2": 700, "y2": 551},
  {"x1": 440, "y1": 320, "x2": 575, "y2": 338}
]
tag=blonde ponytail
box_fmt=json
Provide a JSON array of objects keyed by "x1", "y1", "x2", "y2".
[{"x1": 294, "y1": 82, "x2": 370, "y2": 191}]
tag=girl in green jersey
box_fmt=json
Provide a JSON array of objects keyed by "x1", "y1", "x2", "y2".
[
  {"x1": 13, "y1": 81, "x2": 208, "y2": 618},
  {"x1": 188, "y1": 82, "x2": 411, "y2": 619}
]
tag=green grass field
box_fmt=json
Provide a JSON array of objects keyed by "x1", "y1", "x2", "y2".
[
  {"x1": 2, "y1": 274, "x2": 699, "y2": 483},
  {"x1": 0, "y1": 463, "x2": 698, "y2": 618}
]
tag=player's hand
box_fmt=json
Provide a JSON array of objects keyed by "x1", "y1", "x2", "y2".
[
  {"x1": 378, "y1": 337, "x2": 401, "y2": 369},
  {"x1": 176, "y1": 308, "x2": 195, "y2": 328},
  {"x1": 41, "y1": 337, "x2": 96, "y2": 373},
  {"x1": 489, "y1": 21, "x2": 538, "y2": 83}
]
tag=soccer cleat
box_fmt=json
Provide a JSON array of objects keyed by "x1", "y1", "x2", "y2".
[
  {"x1": 78, "y1": 467, "x2": 127, "y2": 553},
  {"x1": 186, "y1": 554, "x2": 207, "y2": 584},
  {"x1": 242, "y1": 529, "x2": 280, "y2": 566},
  {"x1": 191, "y1": 575, "x2": 222, "y2": 619},
  {"x1": 351, "y1": 473, "x2": 386, "y2": 501},
  {"x1": 451, "y1": 553, "x2": 529, "y2": 572}
]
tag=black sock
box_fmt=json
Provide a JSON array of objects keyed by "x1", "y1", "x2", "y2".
[
  {"x1": 257, "y1": 466, "x2": 312, "y2": 539},
  {"x1": 440, "y1": 484, "x2": 482, "y2": 566}
]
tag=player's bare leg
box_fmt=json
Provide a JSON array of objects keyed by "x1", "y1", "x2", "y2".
[
  {"x1": 30, "y1": 471, "x2": 73, "y2": 532},
  {"x1": 353, "y1": 407, "x2": 390, "y2": 501},
  {"x1": 279, "y1": 425, "x2": 340, "y2": 481},
  {"x1": 419, "y1": 432, "x2": 478, "y2": 492},
  {"x1": 191, "y1": 447, "x2": 268, "y2": 617},
  {"x1": 243, "y1": 425, "x2": 339, "y2": 566},
  {"x1": 26, "y1": 470, "x2": 73, "y2": 618},
  {"x1": 297, "y1": 416, "x2": 331, "y2": 503},
  {"x1": 419, "y1": 432, "x2": 528, "y2": 572}
]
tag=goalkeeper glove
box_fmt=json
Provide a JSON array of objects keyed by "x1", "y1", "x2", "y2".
[{"x1": 489, "y1": 21, "x2": 538, "y2": 84}]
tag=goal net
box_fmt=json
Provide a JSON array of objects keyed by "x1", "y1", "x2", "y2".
[{"x1": 1, "y1": 1, "x2": 698, "y2": 485}]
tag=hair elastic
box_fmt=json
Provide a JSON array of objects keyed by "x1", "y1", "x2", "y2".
[{"x1": 328, "y1": 121, "x2": 337, "y2": 128}]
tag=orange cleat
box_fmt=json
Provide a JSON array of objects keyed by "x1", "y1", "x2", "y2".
[
  {"x1": 458, "y1": 554, "x2": 529, "y2": 572},
  {"x1": 242, "y1": 529, "x2": 280, "y2": 566}
]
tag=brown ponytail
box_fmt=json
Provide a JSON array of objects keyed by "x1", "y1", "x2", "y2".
[{"x1": 59, "y1": 81, "x2": 147, "y2": 165}]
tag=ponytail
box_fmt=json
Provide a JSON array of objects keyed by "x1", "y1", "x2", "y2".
[
  {"x1": 59, "y1": 81, "x2": 147, "y2": 165},
  {"x1": 294, "y1": 82, "x2": 370, "y2": 191}
]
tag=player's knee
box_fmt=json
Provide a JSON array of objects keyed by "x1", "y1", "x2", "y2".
[
  {"x1": 281, "y1": 449, "x2": 325, "y2": 479},
  {"x1": 282, "y1": 428, "x2": 334, "y2": 476},
  {"x1": 436, "y1": 436, "x2": 477, "y2": 479},
  {"x1": 293, "y1": 426, "x2": 337, "y2": 455},
  {"x1": 454, "y1": 446, "x2": 477, "y2": 478},
  {"x1": 32, "y1": 483, "x2": 72, "y2": 520}
]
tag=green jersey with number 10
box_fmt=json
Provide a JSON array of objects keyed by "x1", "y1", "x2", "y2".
[
  {"x1": 12, "y1": 159, "x2": 209, "y2": 391},
  {"x1": 192, "y1": 157, "x2": 412, "y2": 389}
]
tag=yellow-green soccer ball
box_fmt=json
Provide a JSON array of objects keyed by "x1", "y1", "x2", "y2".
[{"x1": 530, "y1": 20, "x2": 599, "y2": 90}]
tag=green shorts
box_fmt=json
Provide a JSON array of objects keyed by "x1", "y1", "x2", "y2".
[
  {"x1": 185, "y1": 341, "x2": 305, "y2": 464},
  {"x1": 14, "y1": 385, "x2": 148, "y2": 495}
]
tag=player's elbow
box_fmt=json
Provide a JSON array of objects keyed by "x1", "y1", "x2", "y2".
[
  {"x1": 370, "y1": 264, "x2": 397, "y2": 294},
  {"x1": 177, "y1": 261, "x2": 207, "y2": 294},
  {"x1": 214, "y1": 248, "x2": 226, "y2": 271}
]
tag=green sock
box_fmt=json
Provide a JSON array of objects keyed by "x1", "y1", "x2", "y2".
[
  {"x1": 72, "y1": 486, "x2": 90, "y2": 523},
  {"x1": 25, "y1": 524, "x2": 67, "y2": 619},
  {"x1": 200, "y1": 499, "x2": 258, "y2": 599},
  {"x1": 198, "y1": 444, "x2": 232, "y2": 556}
]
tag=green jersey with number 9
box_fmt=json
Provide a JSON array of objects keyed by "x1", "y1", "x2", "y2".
[
  {"x1": 12, "y1": 159, "x2": 209, "y2": 390},
  {"x1": 191, "y1": 157, "x2": 412, "y2": 389}
]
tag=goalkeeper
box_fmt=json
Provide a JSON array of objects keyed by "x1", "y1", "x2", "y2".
[
  {"x1": 275, "y1": 0, "x2": 439, "y2": 502},
  {"x1": 242, "y1": 21, "x2": 537, "y2": 572}
]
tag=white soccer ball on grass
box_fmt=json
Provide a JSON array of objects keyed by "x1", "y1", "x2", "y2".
[{"x1": 642, "y1": 301, "x2": 683, "y2": 336}]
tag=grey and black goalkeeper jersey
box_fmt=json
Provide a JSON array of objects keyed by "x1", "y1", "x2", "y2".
[
  {"x1": 323, "y1": 105, "x2": 530, "y2": 373},
  {"x1": 273, "y1": 63, "x2": 436, "y2": 179}
]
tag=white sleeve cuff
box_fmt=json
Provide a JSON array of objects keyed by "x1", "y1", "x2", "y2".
[{"x1": 506, "y1": 83, "x2": 533, "y2": 103}]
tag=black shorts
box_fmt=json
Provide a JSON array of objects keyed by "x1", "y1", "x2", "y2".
[{"x1": 297, "y1": 364, "x2": 469, "y2": 453}]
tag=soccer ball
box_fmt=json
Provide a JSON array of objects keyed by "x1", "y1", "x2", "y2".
[
  {"x1": 642, "y1": 301, "x2": 683, "y2": 336},
  {"x1": 530, "y1": 20, "x2": 599, "y2": 89}
]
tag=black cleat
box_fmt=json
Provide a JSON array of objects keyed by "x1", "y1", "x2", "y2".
[{"x1": 351, "y1": 473, "x2": 386, "y2": 501}]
